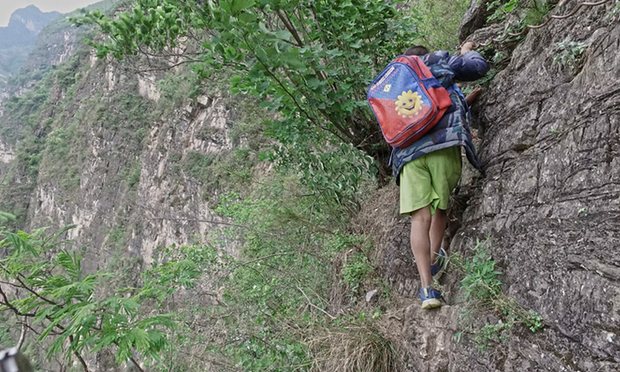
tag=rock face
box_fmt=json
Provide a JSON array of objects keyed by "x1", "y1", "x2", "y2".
[
  {"x1": 25, "y1": 74, "x2": 234, "y2": 272},
  {"x1": 363, "y1": 1, "x2": 620, "y2": 371},
  {"x1": 459, "y1": 0, "x2": 488, "y2": 41},
  {"x1": 460, "y1": 0, "x2": 620, "y2": 369},
  {"x1": 0, "y1": 15, "x2": 237, "y2": 272}
]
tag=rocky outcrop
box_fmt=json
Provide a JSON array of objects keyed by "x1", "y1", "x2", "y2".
[
  {"x1": 23, "y1": 63, "x2": 235, "y2": 271},
  {"x1": 458, "y1": 0, "x2": 619, "y2": 369},
  {"x1": 364, "y1": 1, "x2": 620, "y2": 371},
  {"x1": 0, "y1": 14, "x2": 238, "y2": 272}
]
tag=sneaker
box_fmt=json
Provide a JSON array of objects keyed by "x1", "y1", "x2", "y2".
[
  {"x1": 431, "y1": 246, "x2": 448, "y2": 280},
  {"x1": 419, "y1": 287, "x2": 443, "y2": 309}
]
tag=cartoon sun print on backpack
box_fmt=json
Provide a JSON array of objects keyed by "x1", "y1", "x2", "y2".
[{"x1": 395, "y1": 90, "x2": 424, "y2": 118}]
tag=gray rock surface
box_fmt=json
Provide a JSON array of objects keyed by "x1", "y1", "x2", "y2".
[
  {"x1": 459, "y1": 0, "x2": 489, "y2": 42},
  {"x1": 0, "y1": 20, "x2": 238, "y2": 273}
]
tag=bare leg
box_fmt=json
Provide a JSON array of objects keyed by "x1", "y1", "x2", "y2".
[
  {"x1": 410, "y1": 206, "x2": 432, "y2": 288},
  {"x1": 430, "y1": 209, "x2": 448, "y2": 261}
]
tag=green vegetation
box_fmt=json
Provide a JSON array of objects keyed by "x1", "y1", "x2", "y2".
[
  {"x1": 488, "y1": 0, "x2": 521, "y2": 22},
  {"x1": 0, "y1": 213, "x2": 217, "y2": 370},
  {"x1": 607, "y1": 1, "x2": 620, "y2": 21},
  {"x1": 78, "y1": 0, "x2": 424, "y2": 169},
  {"x1": 480, "y1": 0, "x2": 554, "y2": 64},
  {"x1": 553, "y1": 39, "x2": 588, "y2": 71},
  {"x1": 342, "y1": 252, "x2": 374, "y2": 294},
  {"x1": 182, "y1": 151, "x2": 217, "y2": 180},
  {"x1": 209, "y1": 172, "x2": 368, "y2": 368},
  {"x1": 453, "y1": 239, "x2": 544, "y2": 350},
  {"x1": 120, "y1": 160, "x2": 142, "y2": 189},
  {"x1": 487, "y1": 0, "x2": 550, "y2": 25},
  {"x1": 156, "y1": 69, "x2": 203, "y2": 114},
  {"x1": 413, "y1": 0, "x2": 471, "y2": 50}
]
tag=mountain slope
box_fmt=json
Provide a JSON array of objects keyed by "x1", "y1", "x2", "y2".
[{"x1": 0, "y1": 5, "x2": 62, "y2": 82}]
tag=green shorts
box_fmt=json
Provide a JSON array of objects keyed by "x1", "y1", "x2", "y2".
[{"x1": 399, "y1": 146, "x2": 462, "y2": 215}]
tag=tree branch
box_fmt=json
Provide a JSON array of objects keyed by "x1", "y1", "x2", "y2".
[
  {"x1": 15, "y1": 274, "x2": 60, "y2": 306},
  {"x1": 127, "y1": 355, "x2": 146, "y2": 372},
  {"x1": 0, "y1": 285, "x2": 36, "y2": 317},
  {"x1": 243, "y1": 36, "x2": 353, "y2": 144},
  {"x1": 69, "y1": 335, "x2": 90, "y2": 372},
  {"x1": 276, "y1": 10, "x2": 304, "y2": 47}
]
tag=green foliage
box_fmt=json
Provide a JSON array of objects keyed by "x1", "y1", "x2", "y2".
[
  {"x1": 487, "y1": 0, "x2": 550, "y2": 24},
  {"x1": 0, "y1": 211, "x2": 16, "y2": 224},
  {"x1": 123, "y1": 161, "x2": 142, "y2": 189},
  {"x1": 487, "y1": 0, "x2": 521, "y2": 23},
  {"x1": 206, "y1": 164, "x2": 377, "y2": 369},
  {"x1": 473, "y1": 321, "x2": 511, "y2": 349},
  {"x1": 273, "y1": 141, "x2": 376, "y2": 214},
  {"x1": 42, "y1": 122, "x2": 83, "y2": 191},
  {"x1": 79, "y1": 0, "x2": 423, "y2": 162},
  {"x1": 523, "y1": 0, "x2": 551, "y2": 27},
  {"x1": 553, "y1": 39, "x2": 588, "y2": 70},
  {"x1": 223, "y1": 334, "x2": 310, "y2": 371},
  {"x1": 459, "y1": 241, "x2": 503, "y2": 302},
  {"x1": 453, "y1": 239, "x2": 544, "y2": 350},
  {"x1": 183, "y1": 151, "x2": 218, "y2": 181},
  {"x1": 156, "y1": 70, "x2": 204, "y2": 114},
  {"x1": 342, "y1": 252, "x2": 373, "y2": 293},
  {"x1": 14, "y1": 136, "x2": 45, "y2": 178},
  {"x1": 0, "y1": 317, "x2": 13, "y2": 346},
  {"x1": 485, "y1": 0, "x2": 552, "y2": 45},
  {"x1": 412, "y1": 0, "x2": 470, "y2": 50},
  {"x1": 55, "y1": 55, "x2": 83, "y2": 90},
  {"x1": 605, "y1": 1, "x2": 620, "y2": 23},
  {"x1": 0, "y1": 218, "x2": 216, "y2": 369}
]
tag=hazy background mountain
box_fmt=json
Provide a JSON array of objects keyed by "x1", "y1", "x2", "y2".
[{"x1": 0, "y1": 5, "x2": 61, "y2": 83}]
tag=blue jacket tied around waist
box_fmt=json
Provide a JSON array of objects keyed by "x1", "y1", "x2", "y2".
[{"x1": 389, "y1": 50, "x2": 490, "y2": 184}]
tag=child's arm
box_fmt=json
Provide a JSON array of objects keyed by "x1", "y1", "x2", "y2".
[
  {"x1": 465, "y1": 87, "x2": 483, "y2": 106},
  {"x1": 448, "y1": 42, "x2": 490, "y2": 81}
]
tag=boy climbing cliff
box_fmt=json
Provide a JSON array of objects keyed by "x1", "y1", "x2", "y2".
[{"x1": 369, "y1": 41, "x2": 489, "y2": 309}]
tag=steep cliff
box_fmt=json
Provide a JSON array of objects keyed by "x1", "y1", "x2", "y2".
[
  {"x1": 362, "y1": 1, "x2": 619, "y2": 371},
  {"x1": 0, "y1": 9, "x2": 238, "y2": 274}
]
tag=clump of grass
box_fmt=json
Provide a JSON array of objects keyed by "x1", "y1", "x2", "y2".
[
  {"x1": 452, "y1": 239, "x2": 544, "y2": 350},
  {"x1": 553, "y1": 39, "x2": 588, "y2": 71},
  {"x1": 487, "y1": 0, "x2": 550, "y2": 25},
  {"x1": 309, "y1": 325, "x2": 400, "y2": 372},
  {"x1": 342, "y1": 252, "x2": 373, "y2": 294}
]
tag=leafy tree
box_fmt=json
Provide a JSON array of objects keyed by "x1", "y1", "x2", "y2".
[
  {"x1": 0, "y1": 212, "x2": 216, "y2": 371},
  {"x1": 78, "y1": 0, "x2": 421, "y2": 174}
]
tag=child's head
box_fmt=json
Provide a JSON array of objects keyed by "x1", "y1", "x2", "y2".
[{"x1": 404, "y1": 45, "x2": 429, "y2": 56}]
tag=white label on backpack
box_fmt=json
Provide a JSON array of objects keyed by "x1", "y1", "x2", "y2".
[{"x1": 372, "y1": 66, "x2": 395, "y2": 91}]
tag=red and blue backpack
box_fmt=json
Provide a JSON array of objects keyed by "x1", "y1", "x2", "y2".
[{"x1": 367, "y1": 55, "x2": 452, "y2": 149}]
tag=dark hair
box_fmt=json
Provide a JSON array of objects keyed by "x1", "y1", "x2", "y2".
[{"x1": 404, "y1": 45, "x2": 429, "y2": 56}]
